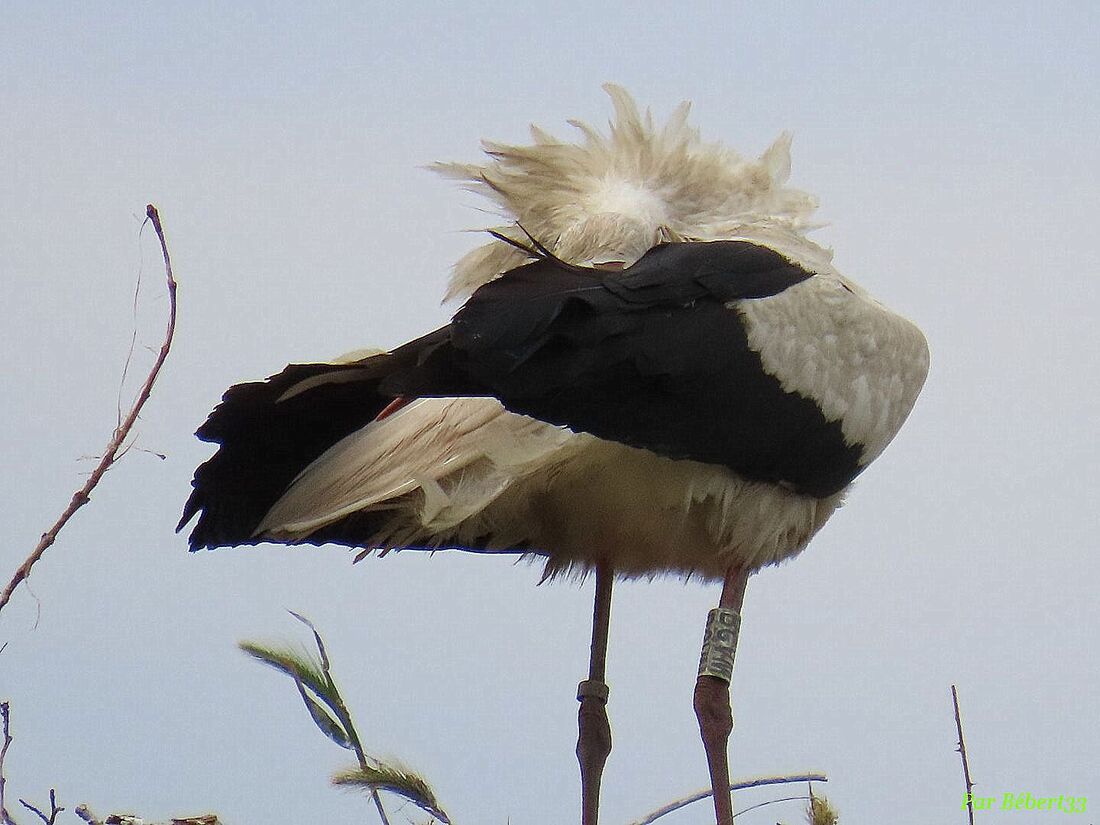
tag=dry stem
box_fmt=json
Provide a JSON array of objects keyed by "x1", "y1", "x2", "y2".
[
  {"x1": 628, "y1": 772, "x2": 828, "y2": 825},
  {"x1": 1, "y1": 702, "x2": 14, "y2": 825},
  {"x1": 19, "y1": 789, "x2": 62, "y2": 825},
  {"x1": 952, "y1": 684, "x2": 976, "y2": 825},
  {"x1": 0, "y1": 205, "x2": 177, "y2": 616}
]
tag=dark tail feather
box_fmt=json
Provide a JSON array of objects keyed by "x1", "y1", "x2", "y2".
[{"x1": 179, "y1": 329, "x2": 457, "y2": 550}]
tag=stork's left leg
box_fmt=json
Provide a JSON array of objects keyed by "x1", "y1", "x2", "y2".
[
  {"x1": 577, "y1": 562, "x2": 614, "y2": 825},
  {"x1": 694, "y1": 566, "x2": 750, "y2": 825}
]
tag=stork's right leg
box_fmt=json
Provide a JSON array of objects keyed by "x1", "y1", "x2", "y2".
[
  {"x1": 694, "y1": 566, "x2": 750, "y2": 825},
  {"x1": 577, "y1": 562, "x2": 614, "y2": 825}
]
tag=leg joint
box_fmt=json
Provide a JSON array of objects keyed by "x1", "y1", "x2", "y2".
[{"x1": 577, "y1": 679, "x2": 610, "y2": 703}]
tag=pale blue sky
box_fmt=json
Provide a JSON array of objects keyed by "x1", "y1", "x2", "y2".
[{"x1": 2, "y1": 3, "x2": 1098, "y2": 824}]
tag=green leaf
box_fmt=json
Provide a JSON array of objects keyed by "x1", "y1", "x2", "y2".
[
  {"x1": 296, "y1": 680, "x2": 353, "y2": 750},
  {"x1": 288, "y1": 610, "x2": 331, "y2": 673},
  {"x1": 334, "y1": 763, "x2": 451, "y2": 824},
  {"x1": 239, "y1": 640, "x2": 329, "y2": 700},
  {"x1": 239, "y1": 641, "x2": 347, "y2": 735}
]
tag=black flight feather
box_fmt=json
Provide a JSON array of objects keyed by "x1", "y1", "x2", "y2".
[{"x1": 181, "y1": 240, "x2": 860, "y2": 551}]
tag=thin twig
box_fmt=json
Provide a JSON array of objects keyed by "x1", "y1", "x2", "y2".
[
  {"x1": 0, "y1": 205, "x2": 178, "y2": 616},
  {"x1": 627, "y1": 772, "x2": 828, "y2": 825},
  {"x1": 19, "y1": 789, "x2": 62, "y2": 825},
  {"x1": 1, "y1": 702, "x2": 16, "y2": 825},
  {"x1": 730, "y1": 794, "x2": 808, "y2": 819},
  {"x1": 952, "y1": 684, "x2": 976, "y2": 825}
]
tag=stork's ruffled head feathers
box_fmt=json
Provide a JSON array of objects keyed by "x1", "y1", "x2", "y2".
[{"x1": 433, "y1": 84, "x2": 829, "y2": 300}]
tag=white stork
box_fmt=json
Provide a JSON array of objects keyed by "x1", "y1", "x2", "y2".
[{"x1": 180, "y1": 86, "x2": 929, "y2": 825}]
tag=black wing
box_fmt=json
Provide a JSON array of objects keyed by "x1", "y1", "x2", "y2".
[
  {"x1": 183, "y1": 240, "x2": 862, "y2": 551},
  {"x1": 180, "y1": 330, "x2": 452, "y2": 549},
  {"x1": 391, "y1": 240, "x2": 862, "y2": 498}
]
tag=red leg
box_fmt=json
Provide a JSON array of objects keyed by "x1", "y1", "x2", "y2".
[
  {"x1": 577, "y1": 563, "x2": 614, "y2": 825},
  {"x1": 694, "y1": 567, "x2": 750, "y2": 825}
]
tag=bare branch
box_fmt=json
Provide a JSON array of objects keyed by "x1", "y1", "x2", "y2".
[
  {"x1": 75, "y1": 809, "x2": 218, "y2": 825},
  {"x1": 0, "y1": 205, "x2": 178, "y2": 616},
  {"x1": 1, "y1": 702, "x2": 16, "y2": 825},
  {"x1": 952, "y1": 684, "x2": 976, "y2": 825},
  {"x1": 18, "y1": 789, "x2": 62, "y2": 825},
  {"x1": 627, "y1": 772, "x2": 828, "y2": 825}
]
